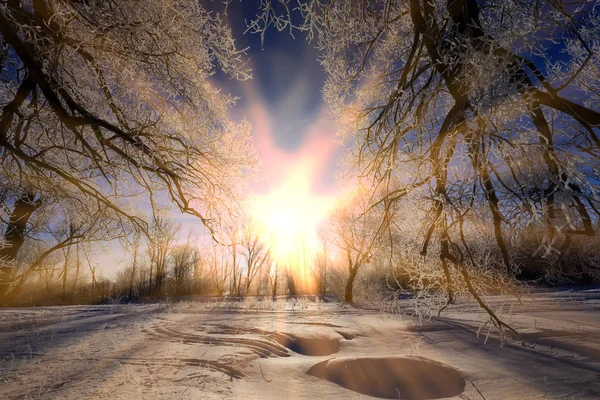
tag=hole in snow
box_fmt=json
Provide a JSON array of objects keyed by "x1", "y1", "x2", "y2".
[
  {"x1": 307, "y1": 356, "x2": 465, "y2": 399},
  {"x1": 271, "y1": 332, "x2": 340, "y2": 356}
]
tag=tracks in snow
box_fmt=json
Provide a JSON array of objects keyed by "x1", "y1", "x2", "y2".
[{"x1": 144, "y1": 325, "x2": 291, "y2": 358}]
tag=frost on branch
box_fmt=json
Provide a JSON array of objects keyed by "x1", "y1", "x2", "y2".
[
  {"x1": 0, "y1": 0, "x2": 257, "y2": 298},
  {"x1": 250, "y1": 0, "x2": 600, "y2": 342}
]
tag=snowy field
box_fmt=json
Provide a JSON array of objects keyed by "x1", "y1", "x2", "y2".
[{"x1": 1, "y1": 288, "x2": 599, "y2": 400}]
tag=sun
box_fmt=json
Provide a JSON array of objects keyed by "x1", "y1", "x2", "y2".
[
  {"x1": 264, "y1": 209, "x2": 302, "y2": 254},
  {"x1": 251, "y1": 161, "x2": 335, "y2": 264}
]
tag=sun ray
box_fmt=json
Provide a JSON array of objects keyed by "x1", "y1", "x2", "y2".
[{"x1": 250, "y1": 159, "x2": 339, "y2": 291}]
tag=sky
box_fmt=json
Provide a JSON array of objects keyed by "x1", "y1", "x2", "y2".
[
  {"x1": 100, "y1": 2, "x2": 348, "y2": 276},
  {"x1": 202, "y1": 2, "x2": 352, "y2": 259},
  {"x1": 216, "y1": 1, "x2": 343, "y2": 194},
  {"x1": 202, "y1": 1, "x2": 351, "y2": 262}
]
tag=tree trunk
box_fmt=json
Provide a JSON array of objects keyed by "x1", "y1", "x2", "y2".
[
  {"x1": 148, "y1": 261, "x2": 153, "y2": 296},
  {"x1": 72, "y1": 244, "x2": 81, "y2": 295},
  {"x1": 271, "y1": 268, "x2": 278, "y2": 300},
  {"x1": 0, "y1": 193, "x2": 41, "y2": 299},
  {"x1": 129, "y1": 246, "x2": 137, "y2": 300},
  {"x1": 344, "y1": 266, "x2": 358, "y2": 304},
  {"x1": 62, "y1": 246, "x2": 71, "y2": 301},
  {"x1": 287, "y1": 271, "x2": 297, "y2": 296},
  {"x1": 323, "y1": 263, "x2": 327, "y2": 296}
]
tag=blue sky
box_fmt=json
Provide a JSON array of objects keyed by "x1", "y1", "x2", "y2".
[{"x1": 211, "y1": 1, "x2": 344, "y2": 194}]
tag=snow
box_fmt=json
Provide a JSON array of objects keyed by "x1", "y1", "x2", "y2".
[{"x1": 0, "y1": 289, "x2": 599, "y2": 399}]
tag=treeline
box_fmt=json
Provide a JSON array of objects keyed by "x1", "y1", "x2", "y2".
[
  {"x1": 5, "y1": 214, "x2": 329, "y2": 306},
  {"x1": 6, "y1": 189, "x2": 600, "y2": 308}
]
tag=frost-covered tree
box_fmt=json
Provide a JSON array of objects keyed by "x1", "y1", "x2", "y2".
[
  {"x1": 147, "y1": 216, "x2": 180, "y2": 296},
  {"x1": 1, "y1": 193, "x2": 126, "y2": 301},
  {"x1": 170, "y1": 243, "x2": 197, "y2": 296},
  {"x1": 252, "y1": 0, "x2": 600, "y2": 339},
  {"x1": 329, "y1": 188, "x2": 388, "y2": 304},
  {"x1": 240, "y1": 222, "x2": 271, "y2": 295},
  {"x1": 0, "y1": 0, "x2": 257, "y2": 297}
]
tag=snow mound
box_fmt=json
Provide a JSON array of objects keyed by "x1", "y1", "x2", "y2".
[
  {"x1": 307, "y1": 356, "x2": 465, "y2": 399},
  {"x1": 334, "y1": 330, "x2": 356, "y2": 340},
  {"x1": 204, "y1": 324, "x2": 341, "y2": 356},
  {"x1": 271, "y1": 332, "x2": 340, "y2": 356}
]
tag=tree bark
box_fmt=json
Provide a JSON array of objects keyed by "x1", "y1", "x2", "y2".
[
  {"x1": 344, "y1": 266, "x2": 358, "y2": 304},
  {"x1": 0, "y1": 193, "x2": 41, "y2": 298},
  {"x1": 271, "y1": 267, "x2": 278, "y2": 300},
  {"x1": 62, "y1": 246, "x2": 71, "y2": 301},
  {"x1": 286, "y1": 270, "x2": 296, "y2": 296}
]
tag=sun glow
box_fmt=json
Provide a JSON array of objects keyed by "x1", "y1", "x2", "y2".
[
  {"x1": 243, "y1": 84, "x2": 351, "y2": 292},
  {"x1": 251, "y1": 160, "x2": 336, "y2": 266}
]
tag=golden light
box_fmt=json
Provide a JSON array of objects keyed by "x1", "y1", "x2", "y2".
[{"x1": 251, "y1": 159, "x2": 338, "y2": 291}]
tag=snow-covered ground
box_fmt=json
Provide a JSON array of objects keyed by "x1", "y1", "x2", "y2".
[{"x1": 1, "y1": 288, "x2": 599, "y2": 399}]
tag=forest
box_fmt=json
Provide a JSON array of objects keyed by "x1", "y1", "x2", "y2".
[{"x1": 1, "y1": 1, "x2": 599, "y2": 399}]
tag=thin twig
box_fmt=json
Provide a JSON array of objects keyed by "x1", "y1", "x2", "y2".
[{"x1": 471, "y1": 380, "x2": 486, "y2": 400}]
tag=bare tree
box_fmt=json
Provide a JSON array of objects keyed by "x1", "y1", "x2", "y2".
[
  {"x1": 224, "y1": 224, "x2": 243, "y2": 297},
  {"x1": 60, "y1": 235, "x2": 73, "y2": 301},
  {"x1": 147, "y1": 216, "x2": 180, "y2": 296},
  {"x1": 205, "y1": 242, "x2": 231, "y2": 296},
  {"x1": 285, "y1": 267, "x2": 297, "y2": 297},
  {"x1": 170, "y1": 244, "x2": 197, "y2": 296},
  {"x1": 0, "y1": 194, "x2": 41, "y2": 297},
  {"x1": 268, "y1": 261, "x2": 280, "y2": 300},
  {"x1": 0, "y1": 0, "x2": 257, "y2": 297},
  {"x1": 192, "y1": 247, "x2": 212, "y2": 295},
  {"x1": 1, "y1": 201, "x2": 125, "y2": 303},
  {"x1": 252, "y1": 0, "x2": 600, "y2": 340},
  {"x1": 316, "y1": 225, "x2": 332, "y2": 295},
  {"x1": 122, "y1": 232, "x2": 142, "y2": 300},
  {"x1": 329, "y1": 188, "x2": 386, "y2": 304},
  {"x1": 240, "y1": 225, "x2": 271, "y2": 295}
]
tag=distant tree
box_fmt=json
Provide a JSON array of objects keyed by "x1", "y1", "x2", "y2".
[
  {"x1": 122, "y1": 232, "x2": 142, "y2": 299},
  {"x1": 192, "y1": 247, "x2": 212, "y2": 295},
  {"x1": 205, "y1": 242, "x2": 231, "y2": 296},
  {"x1": 1, "y1": 201, "x2": 123, "y2": 302},
  {"x1": 0, "y1": 0, "x2": 256, "y2": 299},
  {"x1": 329, "y1": 188, "x2": 387, "y2": 304},
  {"x1": 147, "y1": 216, "x2": 179, "y2": 295},
  {"x1": 268, "y1": 261, "x2": 280, "y2": 299},
  {"x1": 222, "y1": 224, "x2": 243, "y2": 296},
  {"x1": 240, "y1": 224, "x2": 271, "y2": 295},
  {"x1": 316, "y1": 226, "x2": 332, "y2": 295},
  {"x1": 170, "y1": 244, "x2": 197, "y2": 296},
  {"x1": 285, "y1": 267, "x2": 297, "y2": 297}
]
